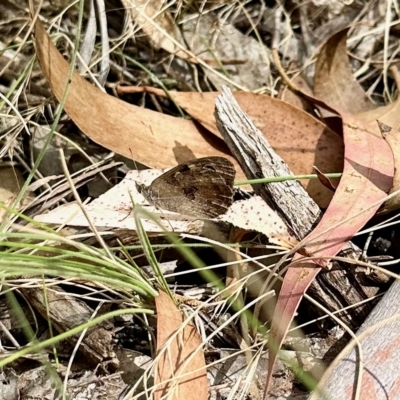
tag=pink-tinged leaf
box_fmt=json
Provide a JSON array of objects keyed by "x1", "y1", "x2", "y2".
[
  {"x1": 155, "y1": 291, "x2": 208, "y2": 400},
  {"x1": 264, "y1": 114, "x2": 394, "y2": 397}
]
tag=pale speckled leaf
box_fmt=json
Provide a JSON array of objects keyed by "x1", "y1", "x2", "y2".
[
  {"x1": 217, "y1": 195, "x2": 298, "y2": 249},
  {"x1": 35, "y1": 168, "x2": 297, "y2": 247},
  {"x1": 34, "y1": 168, "x2": 204, "y2": 233}
]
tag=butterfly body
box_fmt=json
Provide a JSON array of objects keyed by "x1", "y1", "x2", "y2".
[{"x1": 136, "y1": 157, "x2": 235, "y2": 218}]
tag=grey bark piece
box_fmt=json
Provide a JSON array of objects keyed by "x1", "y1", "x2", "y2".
[
  {"x1": 23, "y1": 285, "x2": 119, "y2": 371},
  {"x1": 214, "y1": 86, "x2": 321, "y2": 240},
  {"x1": 309, "y1": 279, "x2": 400, "y2": 400}
]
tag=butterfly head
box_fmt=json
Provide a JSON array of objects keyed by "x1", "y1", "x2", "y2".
[{"x1": 136, "y1": 181, "x2": 157, "y2": 206}]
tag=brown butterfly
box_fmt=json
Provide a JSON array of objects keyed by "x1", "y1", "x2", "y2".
[{"x1": 136, "y1": 157, "x2": 235, "y2": 218}]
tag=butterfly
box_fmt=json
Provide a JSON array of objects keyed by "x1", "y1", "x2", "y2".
[{"x1": 136, "y1": 157, "x2": 235, "y2": 218}]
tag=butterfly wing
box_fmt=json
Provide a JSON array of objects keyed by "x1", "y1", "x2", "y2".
[{"x1": 139, "y1": 157, "x2": 235, "y2": 218}]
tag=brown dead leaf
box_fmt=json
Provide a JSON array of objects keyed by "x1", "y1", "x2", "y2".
[
  {"x1": 314, "y1": 28, "x2": 400, "y2": 132},
  {"x1": 155, "y1": 291, "x2": 208, "y2": 400},
  {"x1": 32, "y1": 18, "x2": 244, "y2": 179},
  {"x1": 314, "y1": 28, "x2": 377, "y2": 114},
  {"x1": 118, "y1": 86, "x2": 344, "y2": 208}
]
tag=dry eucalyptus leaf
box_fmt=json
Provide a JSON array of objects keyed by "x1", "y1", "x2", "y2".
[
  {"x1": 217, "y1": 195, "x2": 298, "y2": 249},
  {"x1": 314, "y1": 28, "x2": 376, "y2": 115},
  {"x1": 155, "y1": 290, "x2": 208, "y2": 400}
]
